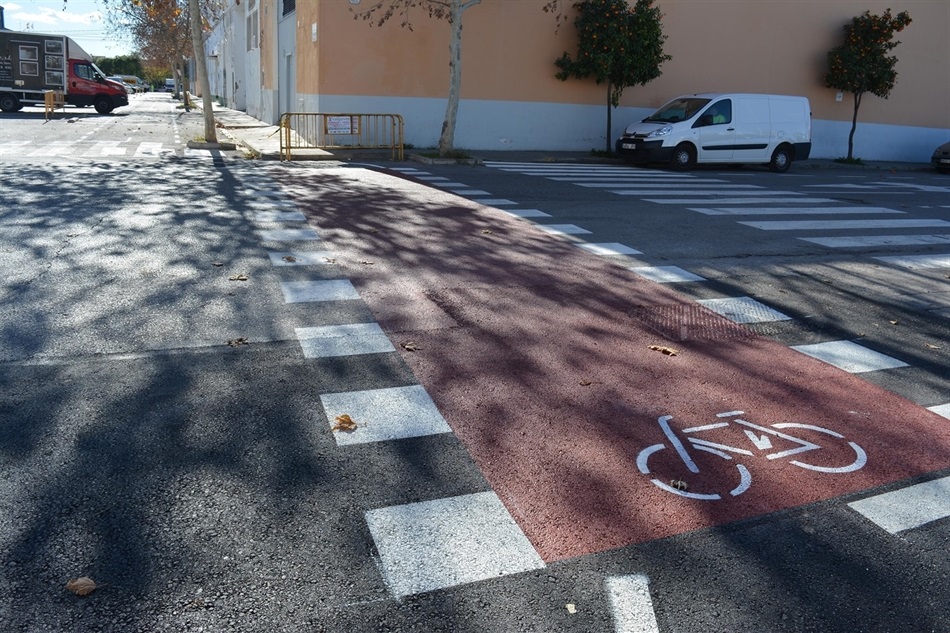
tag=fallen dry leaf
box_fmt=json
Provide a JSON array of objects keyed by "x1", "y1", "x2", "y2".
[
  {"x1": 401, "y1": 341, "x2": 422, "y2": 352},
  {"x1": 324, "y1": 258, "x2": 337, "y2": 264},
  {"x1": 926, "y1": 343, "x2": 942, "y2": 350},
  {"x1": 670, "y1": 479, "x2": 688, "y2": 491},
  {"x1": 282, "y1": 255, "x2": 297, "y2": 262},
  {"x1": 228, "y1": 274, "x2": 248, "y2": 281},
  {"x1": 212, "y1": 262, "x2": 224, "y2": 267},
  {"x1": 66, "y1": 577, "x2": 97, "y2": 597},
  {"x1": 649, "y1": 345, "x2": 679, "y2": 356},
  {"x1": 480, "y1": 229, "x2": 494, "y2": 235},
  {"x1": 332, "y1": 414, "x2": 357, "y2": 432},
  {"x1": 359, "y1": 260, "x2": 375, "y2": 265},
  {"x1": 579, "y1": 380, "x2": 602, "y2": 386},
  {"x1": 889, "y1": 320, "x2": 899, "y2": 325},
  {"x1": 566, "y1": 603, "x2": 577, "y2": 614},
  {"x1": 227, "y1": 338, "x2": 248, "y2": 347}
]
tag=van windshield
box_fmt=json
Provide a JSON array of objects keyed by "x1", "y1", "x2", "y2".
[{"x1": 644, "y1": 98, "x2": 711, "y2": 123}]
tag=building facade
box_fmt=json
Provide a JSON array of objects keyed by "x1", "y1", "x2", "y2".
[{"x1": 206, "y1": 0, "x2": 949, "y2": 162}]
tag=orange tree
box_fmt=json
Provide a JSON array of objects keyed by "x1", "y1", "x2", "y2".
[
  {"x1": 824, "y1": 8, "x2": 912, "y2": 160},
  {"x1": 554, "y1": 0, "x2": 670, "y2": 153}
]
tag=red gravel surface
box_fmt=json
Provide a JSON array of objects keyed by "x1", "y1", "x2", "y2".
[{"x1": 281, "y1": 168, "x2": 950, "y2": 563}]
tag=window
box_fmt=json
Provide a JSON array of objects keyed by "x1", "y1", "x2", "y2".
[
  {"x1": 246, "y1": 0, "x2": 259, "y2": 51},
  {"x1": 74, "y1": 63, "x2": 95, "y2": 81},
  {"x1": 282, "y1": 0, "x2": 295, "y2": 17},
  {"x1": 702, "y1": 100, "x2": 732, "y2": 126}
]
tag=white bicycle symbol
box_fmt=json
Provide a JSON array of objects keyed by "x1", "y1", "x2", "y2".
[{"x1": 636, "y1": 411, "x2": 867, "y2": 501}]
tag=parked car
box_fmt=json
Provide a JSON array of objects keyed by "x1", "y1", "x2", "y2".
[
  {"x1": 615, "y1": 93, "x2": 812, "y2": 172},
  {"x1": 164, "y1": 78, "x2": 175, "y2": 92},
  {"x1": 107, "y1": 77, "x2": 135, "y2": 94},
  {"x1": 931, "y1": 142, "x2": 950, "y2": 173}
]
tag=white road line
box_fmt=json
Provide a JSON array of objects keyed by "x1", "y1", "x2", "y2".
[
  {"x1": 791, "y1": 340, "x2": 908, "y2": 373},
  {"x1": 134, "y1": 141, "x2": 168, "y2": 157},
  {"x1": 606, "y1": 574, "x2": 660, "y2": 633},
  {"x1": 697, "y1": 297, "x2": 792, "y2": 324},
  {"x1": 631, "y1": 266, "x2": 706, "y2": 283},
  {"x1": 615, "y1": 189, "x2": 788, "y2": 196},
  {"x1": 647, "y1": 197, "x2": 835, "y2": 205},
  {"x1": 740, "y1": 219, "x2": 950, "y2": 230},
  {"x1": 280, "y1": 279, "x2": 361, "y2": 303},
  {"x1": 319, "y1": 385, "x2": 452, "y2": 445},
  {"x1": 578, "y1": 242, "x2": 643, "y2": 256},
  {"x1": 295, "y1": 323, "x2": 395, "y2": 358},
  {"x1": 848, "y1": 476, "x2": 950, "y2": 534},
  {"x1": 691, "y1": 206, "x2": 904, "y2": 216},
  {"x1": 365, "y1": 492, "x2": 545, "y2": 598},
  {"x1": 800, "y1": 235, "x2": 950, "y2": 247},
  {"x1": 538, "y1": 224, "x2": 591, "y2": 235},
  {"x1": 873, "y1": 254, "x2": 950, "y2": 269},
  {"x1": 503, "y1": 208, "x2": 552, "y2": 218},
  {"x1": 575, "y1": 181, "x2": 736, "y2": 188}
]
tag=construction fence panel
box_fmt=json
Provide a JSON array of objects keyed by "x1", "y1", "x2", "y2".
[{"x1": 279, "y1": 113, "x2": 404, "y2": 161}]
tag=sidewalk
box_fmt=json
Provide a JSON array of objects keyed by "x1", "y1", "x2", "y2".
[{"x1": 206, "y1": 102, "x2": 931, "y2": 171}]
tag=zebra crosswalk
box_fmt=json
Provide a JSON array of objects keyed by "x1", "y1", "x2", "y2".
[
  {"x1": 0, "y1": 140, "x2": 222, "y2": 160},
  {"x1": 482, "y1": 161, "x2": 950, "y2": 269}
]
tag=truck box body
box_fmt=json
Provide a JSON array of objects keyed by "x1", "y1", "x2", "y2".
[{"x1": 0, "y1": 29, "x2": 128, "y2": 113}]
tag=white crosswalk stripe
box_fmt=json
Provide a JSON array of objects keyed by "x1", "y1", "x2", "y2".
[
  {"x1": 0, "y1": 140, "x2": 184, "y2": 159},
  {"x1": 849, "y1": 476, "x2": 950, "y2": 534}
]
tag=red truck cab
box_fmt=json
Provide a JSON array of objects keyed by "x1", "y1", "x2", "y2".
[{"x1": 68, "y1": 59, "x2": 129, "y2": 113}]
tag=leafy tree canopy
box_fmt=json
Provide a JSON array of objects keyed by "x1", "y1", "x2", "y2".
[
  {"x1": 555, "y1": 0, "x2": 670, "y2": 108},
  {"x1": 824, "y1": 8, "x2": 912, "y2": 100},
  {"x1": 824, "y1": 8, "x2": 911, "y2": 160}
]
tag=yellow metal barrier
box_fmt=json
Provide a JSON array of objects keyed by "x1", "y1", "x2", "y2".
[
  {"x1": 44, "y1": 90, "x2": 65, "y2": 121},
  {"x1": 279, "y1": 113, "x2": 404, "y2": 161}
]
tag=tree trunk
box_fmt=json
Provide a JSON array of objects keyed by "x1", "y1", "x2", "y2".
[
  {"x1": 848, "y1": 91, "x2": 862, "y2": 160},
  {"x1": 605, "y1": 81, "x2": 612, "y2": 154},
  {"x1": 438, "y1": 0, "x2": 465, "y2": 156},
  {"x1": 189, "y1": 0, "x2": 217, "y2": 143}
]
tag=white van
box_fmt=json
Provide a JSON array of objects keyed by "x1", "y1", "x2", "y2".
[{"x1": 615, "y1": 93, "x2": 812, "y2": 172}]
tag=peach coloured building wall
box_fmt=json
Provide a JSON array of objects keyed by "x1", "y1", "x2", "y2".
[{"x1": 248, "y1": 0, "x2": 949, "y2": 161}]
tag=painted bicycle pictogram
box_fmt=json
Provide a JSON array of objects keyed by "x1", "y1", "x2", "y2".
[{"x1": 636, "y1": 411, "x2": 867, "y2": 501}]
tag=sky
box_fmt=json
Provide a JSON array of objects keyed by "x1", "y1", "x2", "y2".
[{"x1": 1, "y1": 0, "x2": 136, "y2": 57}]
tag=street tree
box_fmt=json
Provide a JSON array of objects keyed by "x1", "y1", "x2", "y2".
[
  {"x1": 554, "y1": 0, "x2": 670, "y2": 153},
  {"x1": 96, "y1": 0, "x2": 219, "y2": 142},
  {"x1": 824, "y1": 8, "x2": 912, "y2": 161},
  {"x1": 352, "y1": 0, "x2": 482, "y2": 157}
]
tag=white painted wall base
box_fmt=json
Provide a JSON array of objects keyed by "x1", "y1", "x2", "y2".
[{"x1": 299, "y1": 94, "x2": 946, "y2": 162}]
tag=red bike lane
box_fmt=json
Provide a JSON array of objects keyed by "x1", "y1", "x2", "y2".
[{"x1": 283, "y1": 168, "x2": 950, "y2": 563}]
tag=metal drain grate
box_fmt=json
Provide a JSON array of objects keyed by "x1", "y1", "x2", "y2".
[{"x1": 629, "y1": 304, "x2": 758, "y2": 342}]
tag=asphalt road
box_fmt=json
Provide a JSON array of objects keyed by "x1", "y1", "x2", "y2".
[{"x1": 1, "y1": 93, "x2": 949, "y2": 633}]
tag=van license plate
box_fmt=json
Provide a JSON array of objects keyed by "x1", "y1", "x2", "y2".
[{"x1": 622, "y1": 143, "x2": 636, "y2": 150}]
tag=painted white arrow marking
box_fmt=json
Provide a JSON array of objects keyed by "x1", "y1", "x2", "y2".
[{"x1": 743, "y1": 429, "x2": 773, "y2": 450}]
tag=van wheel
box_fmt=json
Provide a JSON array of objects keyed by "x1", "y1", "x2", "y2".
[
  {"x1": 769, "y1": 145, "x2": 793, "y2": 173},
  {"x1": 94, "y1": 97, "x2": 113, "y2": 114},
  {"x1": 671, "y1": 143, "x2": 696, "y2": 171},
  {"x1": 0, "y1": 93, "x2": 19, "y2": 112}
]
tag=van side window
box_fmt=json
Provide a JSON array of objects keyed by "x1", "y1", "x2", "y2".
[{"x1": 701, "y1": 100, "x2": 732, "y2": 126}]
